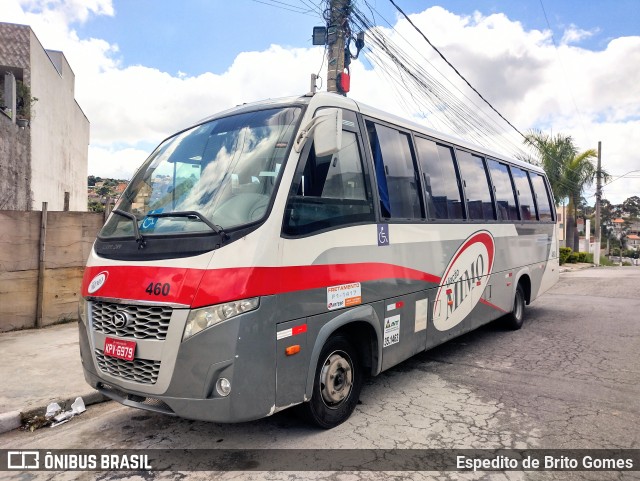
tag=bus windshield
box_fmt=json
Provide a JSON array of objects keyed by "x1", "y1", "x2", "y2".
[{"x1": 100, "y1": 107, "x2": 301, "y2": 239}]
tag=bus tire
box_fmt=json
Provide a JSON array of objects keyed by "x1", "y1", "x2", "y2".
[
  {"x1": 504, "y1": 284, "x2": 525, "y2": 330},
  {"x1": 303, "y1": 335, "x2": 363, "y2": 429}
]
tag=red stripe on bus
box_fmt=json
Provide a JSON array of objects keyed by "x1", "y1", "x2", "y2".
[
  {"x1": 83, "y1": 263, "x2": 441, "y2": 308},
  {"x1": 292, "y1": 324, "x2": 307, "y2": 336},
  {"x1": 479, "y1": 298, "x2": 507, "y2": 313}
]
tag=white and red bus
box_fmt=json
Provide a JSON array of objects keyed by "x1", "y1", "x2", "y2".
[{"x1": 79, "y1": 91, "x2": 559, "y2": 428}]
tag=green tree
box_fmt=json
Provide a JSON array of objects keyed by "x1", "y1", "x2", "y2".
[
  {"x1": 564, "y1": 149, "x2": 599, "y2": 251},
  {"x1": 524, "y1": 130, "x2": 605, "y2": 251},
  {"x1": 622, "y1": 196, "x2": 640, "y2": 218},
  {"x1": 97, "y1": 186, "x2": 111, "y2": 196}
]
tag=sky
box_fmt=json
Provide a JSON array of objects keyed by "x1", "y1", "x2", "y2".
[{"x1": 1, "y1": 0, "x2": 639, "y2": 205}]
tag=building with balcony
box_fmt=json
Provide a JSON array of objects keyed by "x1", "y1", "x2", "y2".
[{"x1": 0, "y1": 22, "x2": 89, "y2": 211}]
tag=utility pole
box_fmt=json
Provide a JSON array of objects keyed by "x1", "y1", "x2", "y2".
[
  {"x1": 327, "y1": 0, "x2": 349, "y2": 94},
  {"x1": 594, "y1": 141, "x2": 602, "y2": 266}
]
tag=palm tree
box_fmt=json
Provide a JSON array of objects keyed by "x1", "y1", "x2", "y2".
[
  {"x1": 563, "y1": 149, "x2": 597, "y2": 251},
  {"x1": 524, "y1": 130, "x2": 601, "y2": 251}
]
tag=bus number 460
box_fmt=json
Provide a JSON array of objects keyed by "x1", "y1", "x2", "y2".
[{"x1": 145, "y1": 282, "x2": 170, "y2": 296}]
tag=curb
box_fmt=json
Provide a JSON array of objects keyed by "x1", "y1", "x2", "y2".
[
  {"x1": 0, "y1": 390, "x2": 110, "y2": 435},
  {"x1": 559, "y1": 263, "x2": 594, "y2": 273}
]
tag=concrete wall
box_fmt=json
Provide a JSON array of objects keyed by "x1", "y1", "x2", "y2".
[
  {"x1": 0, "y1": 114, "x2": 31, "y2": 209},
  {"x1": 30, "y1": 32, "x2": 90, "y2": 211},
  {"x1": 0, "y1": 210, "x2": 103, "y2": 331}
]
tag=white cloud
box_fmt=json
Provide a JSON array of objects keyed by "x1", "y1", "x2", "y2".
[
  {"x1": 2, "y1": 1, "x2": 638, "y2": 204},
  {"x1": 560, "y1": 24, "x2": 597, "y2": 45},
  {"x1": 19, "y1": 0, "x2": 114, "y2": 24},
  {"x1": 88, "y1": 145, "x2": 149, "y2": 180}
]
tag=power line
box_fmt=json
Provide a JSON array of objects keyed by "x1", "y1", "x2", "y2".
[
  {"x1": 248, "y1": 0, "x2": 317, "y2": 16},
  {"x1": 386, "y1": 0, "x2": 526, "y2": 140},
  {"x1": 351, "y1": 3, "x2": 592, "y2": 195},
  {"x1": 349, "y1": 4, "x2": 531, "y2": 160}
]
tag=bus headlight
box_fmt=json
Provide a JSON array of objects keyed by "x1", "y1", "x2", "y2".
[
  {"x1": 183, "y1": 297, "x2": 259, "y2": 341},
  {"x1": 78, "y1": 297, "x2": 88, "y2": 325}
]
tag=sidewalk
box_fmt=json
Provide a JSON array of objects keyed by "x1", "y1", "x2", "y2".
[{"x1": 0, "y1": 322, "x2": 107, "y2": 434}]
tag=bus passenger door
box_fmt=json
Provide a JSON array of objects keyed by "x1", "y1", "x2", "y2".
[{"x1": 380, "y1": 291, "x2": 428, "y2": 371}]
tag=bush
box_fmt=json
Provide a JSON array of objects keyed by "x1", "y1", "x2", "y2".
[
  {"x1": 567, "y1": 253, "x2": 579, "y2": 263},
  {"x1": 622, "y1": 261, "x2": 632, "y2": 266},
  {"x1": 559, "y1": 247, "x2": 572, "y2": 265},
  {"x1": 599, "y1": 256, "x2": 614, "y2": 266},
  {"x1": 572, "y1": 252, "x2": 594, "y2": 263}
]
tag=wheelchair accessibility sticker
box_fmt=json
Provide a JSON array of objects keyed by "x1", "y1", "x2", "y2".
[
  {"x1": 140, "y1": 209, "x2": 163, "y2": 231},
  {"x1": 377, "y1": 224, "x2": 389, "y2": 246}
]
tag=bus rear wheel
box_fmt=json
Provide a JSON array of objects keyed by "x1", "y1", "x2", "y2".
[
  {"x1": 504, "y1": 284, "x2": 525, "y2": 330},
  {"x1": 303, "y1": 335, "x2": 362, "y2": 429}
]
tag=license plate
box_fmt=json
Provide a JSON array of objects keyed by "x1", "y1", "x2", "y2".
[{"x1": 104, "y1": 337, "x2": 136, "y2": 361}]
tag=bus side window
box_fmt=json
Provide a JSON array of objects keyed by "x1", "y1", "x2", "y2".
[
  {"x1": 283, "y1": 131, "x2": 374, "y2": 236},
  {"x1": 511, "y1": 167, "x2": 538, "y2": 221},
  {"x1": 366, "y1": 121, "x2": 423, "y2": 220},
  {"x1": 456, "y1": 150, "x2": 495, "y2": 221},
  {"x1": 487, "y1": 159, "x2": 519, "y2": 221},
  {"x1": 531, "y1": 173, "x2": 554, "y2": 221},
  {"x1": 414, "y1": 137, "x2": 465, "y2": 220}
]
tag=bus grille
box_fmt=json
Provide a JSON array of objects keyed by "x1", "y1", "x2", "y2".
[
  {"x1": 95, "y1": 349, "x2": 161, "y2": 384},
  {"x1": 91, "y1": 302, "x2": 172, "y2": 340}
]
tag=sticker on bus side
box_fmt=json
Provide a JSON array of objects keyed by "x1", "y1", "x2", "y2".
[
  {"x1": 415, "y1": 298, "x2": 428, "y2": 332},
  {"x1": 383, "y1": 315, "x2": 400, "y2": 348},
  {"x1": 327, "y1": 282, "x2": 362, "y2": 311},
  {"x1": 433, "y1": 231, "x2": 495, "y2": 332}
]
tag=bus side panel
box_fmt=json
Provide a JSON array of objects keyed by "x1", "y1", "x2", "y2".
[
  {"x1": 380, "y1": 290, "x2": 428, "y2": 371},
  {"x1": 275, "y1": 318, "x2": 310, "y2": 408}
]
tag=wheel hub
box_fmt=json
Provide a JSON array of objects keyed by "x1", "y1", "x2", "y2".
[{"x1": 320, "y1": 352, "x2": 353, "y2": 406}]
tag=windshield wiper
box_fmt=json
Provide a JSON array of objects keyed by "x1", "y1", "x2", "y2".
[
  {"x1": 113, "y1": 209, "x2": 146, "y2": 249},
  {"x1": 146, "y1": 211, "x2": 228, "y2": 240}
]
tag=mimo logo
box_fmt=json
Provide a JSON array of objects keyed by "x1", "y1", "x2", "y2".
[
  {"x1": 433, "y1": 231, "x2": 495, "y2": 331},
  {"x1": 88, "y1": 271, "x2": 109, "y2": 294}
]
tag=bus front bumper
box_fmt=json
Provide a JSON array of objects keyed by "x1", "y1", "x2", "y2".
[{"x1": 78, "y1": 297, "x2": 278, "y2": 423}]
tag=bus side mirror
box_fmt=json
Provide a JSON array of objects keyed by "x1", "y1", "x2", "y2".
[
  {"x1": 293, "y1": 108, "x2": 342, "y2": 156},
  {"x1": 313, "y1": 108, "x2": 342, "y2": 157}
]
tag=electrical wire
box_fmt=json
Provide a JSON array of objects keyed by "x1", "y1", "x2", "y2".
[
  {"x1": 292, "y1": 0, "x2": 588, "y2": 195},
  {"x1": 349, "y1": 4, "x2": 532, "y2": 161},
  {"x1": 248, "y1": 0, "x2": 317, "y2": 16},
  {"x1": 351, "y1": 1, "x2": 594, "y2": 196},
  {"x1": 387, "y1": 0, "x2": 526, "y2": 140}
]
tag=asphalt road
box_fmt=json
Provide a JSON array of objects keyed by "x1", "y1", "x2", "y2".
[{"x1": 2, "y1": 267, "x2": 639, "y2": 480}]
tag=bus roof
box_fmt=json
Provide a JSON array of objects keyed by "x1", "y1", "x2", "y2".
[{"x1": 191, "y1": 91, "x2": 544, "y2": 175}]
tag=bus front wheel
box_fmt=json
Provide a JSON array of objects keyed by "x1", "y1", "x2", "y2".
[
  {"x1": 303, "y1": 335, "x2": 363, "y2": 429},
  {"x1": 504, "y1": 284, "x2": 525, "y2": 330}
]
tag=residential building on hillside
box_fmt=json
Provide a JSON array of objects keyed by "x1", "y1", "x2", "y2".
[{"x1": 0, "y1": 22, "x2": 89, "y2": 211}]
